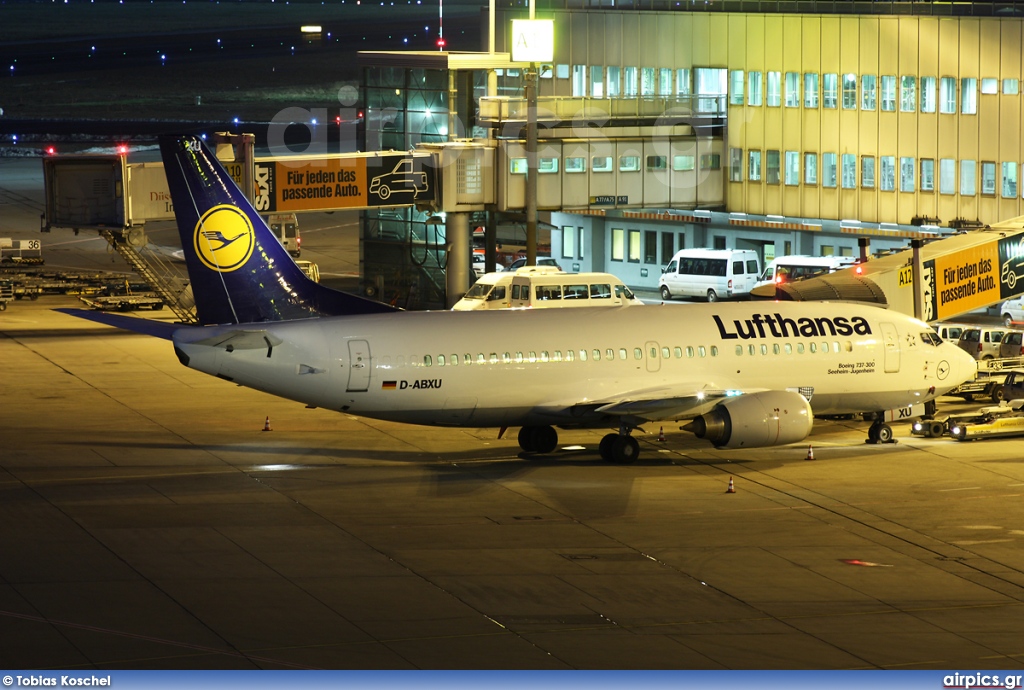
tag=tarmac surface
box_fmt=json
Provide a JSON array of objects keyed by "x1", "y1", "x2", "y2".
[{"x1": 4, "y1": 156, "x2": 1024, "y2": 670}]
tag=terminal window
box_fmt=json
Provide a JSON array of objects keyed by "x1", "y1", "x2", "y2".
[
  {"x1": 921, "y1": 77, "x2": 936, "y2": 112},
  {"x1": 804, "y1": 73, "x2": 818, "y2": 108},
  {"x1": 900, "y1": 76, "x2": 916, "y2": 112},
  {"x1": 861, "y1": 75, "x2": 876, "y2": 110},
  {"x1": 881, "y1": 75, "x2": 896, "y2": 111},
  {"x1": 785, "y1": 72, "x2": 800, "y2": 107},
  {"x1": 940, "y1": 77, "x2": 957, "y2": 113},
  {"x1": 862, "y1": 157, "x2": 875, "y2": 188},
  {"x1": 823, "y1": 73, "x2": 838, "y2": 109},
  {"x1": 1003, "y1": 162, "x2": 1018, "y2": 198},
  {"x1": 921, "y1": 159, "x2": 935, "y2": 192}
]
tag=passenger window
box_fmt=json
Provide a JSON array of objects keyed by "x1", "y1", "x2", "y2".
[
  {"x1": 650, "y1": 347, "x2": 658, "y2": 358},
  {"x1": 537, "y1": 285, "x2": 561, "y2": 301},
  {"x1": 833, "y1": 341, "x2": 840, "y2": 353},
  {"x1": 784, "y1": 343, "x2": 793, "y2": 354},
  {"x1": 424, "y1": 355, "x2": 432, "y2": 367},
  {"x1": 820, "y1": 342, "x2": 828, "y2": 353},
  {"x1": 797, "y1": 343, "x2": 805, "y2": 354},
  {"x1": 773, "y1": 343, "x2": 780, "y2": 354},
  {"x1": 515, "y1": 352, "x2": 523, "y2": 363},
  {"x1": 579, "y1": 349, "x2": 588, "y2": 361},
  {"x1": 661, "y1": 347, "x2": 671, "y2": 359},
  {"x1": 476, "y1": 353, "x2": 485, "y2": 363},
  {"x1": 450, "y1": 354, "x2": 458, "y2": 366},
  {"x1": 673, "y1": 346, "x2": 682, "y2": 358},
  {"x1": 593, "y1": 349, "x2": 601, "y2": 361},
  {"x1": 634, "y1": 347, "x2": 643, "y2": 360},
  {"x1": 619, "y1": 348, "x2": 627, "y2": 360},
  {"x1": 606, "y1": 348, "x2": 614, "y2": 360},
  {"x1": 566, "y1": 350, "x2": 575, "y2": 362},
  {"x1": 760, "y1": 344, "x2": 768, "y2": 355},
  {"x1": 565, "y1": 284, "x2": 588, "y2": 300},
  {"x1": 748, "y1": 344, "x2": 756, "y2": 356},
  {"x1": 735, "y1": 345, "x2": 743, "y2": 356},
  {"x1": 809, "y1": 343, "x2": 817, "y2": 353},
  {"x1": 528, "y1": 351, "x2": 537, "y2": 363},
  {"x1": 591, "y1": 284, "x2": 612, "y2": 299},
  {"x1": 746, "y1": 259, "x2": 759, "y2": 273},
  {"x1": 540, "y1": 351, "x2": 549, "y2": 362},
  {"x1": 489, "y1": 353, "x2": 498, "y2": 364},
  {"x1": 488, "y1": 286, "x2": 506, "y2": 301},
  {"x1": 503, "y1": 352, "x2": 511, "y2": 363},
  {"x1": 698, "y1": 346, "x2": 707, "y2": 357},
  {"x1": 686, "y1": 346, "x2": 694, "y2": 358},
  {"x1": 464, "y1": 354, "x2": 472, "y2": 364},
  {"x1": 396, "y1": 355, "x2": 405, "y2": 367},
  {"x1": 553, "y1": 351, "x2": 562, "y2": 362},
  {"x1": 844, "y1": 341, "x2": 853, "y2": 352},
  {"x1": 438, "y1": 355, "x2": 445, "y2": 366},
  {"x1": 711, "y1": 346, "x2": 719, "y2": 356}
]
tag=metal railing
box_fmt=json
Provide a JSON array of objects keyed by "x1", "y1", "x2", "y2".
[{"x1": 478, "y1": 94, "x2": 727, "y2": 125}]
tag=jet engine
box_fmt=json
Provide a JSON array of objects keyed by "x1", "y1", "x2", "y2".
[{"x1": 683, "y1": 391, "x2": 813, "y2": 449}]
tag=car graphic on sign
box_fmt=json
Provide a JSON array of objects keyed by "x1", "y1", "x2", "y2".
[
  {"x1": 369, "y1": 159, "x2": 428, "y2": 200},
  {"x1": 1001, "y1": 239, "x2": 1024, "y2": 290}
]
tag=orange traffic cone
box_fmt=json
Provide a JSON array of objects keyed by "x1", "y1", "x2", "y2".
[
  {"x1": 726, "y1": 477, "x2": 735, "y2": 494},
  {"x1": 805, "y1": 444, "x2": 814, "y2": 461},
  {"x1": 658, "y1": 426, "x2": 666, "y2": 442},
  {"x1": 262, "y1": 416, "x2": 272, "y2": 432}
]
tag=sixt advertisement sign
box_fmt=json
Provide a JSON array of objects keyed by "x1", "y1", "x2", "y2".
[
  {"x1": 256, "y1": 154, "x2": 434, "y2": 212},
  {"x1": 923, "y1": 236, "x2": 1024, "y2": 321}
]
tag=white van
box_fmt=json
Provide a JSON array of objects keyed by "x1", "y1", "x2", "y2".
[
  {"x1": 452, "y1": 266, "x2": 641, "y2": 311},
  {"x1": 658, "y1": 248, "x2": 761, "y2": 302},
  {"x1": 264, "y1": 213, "x2": 301, "y2": 257},
  {"x1": 754, "y1": 255, "x2": 856, "y2": 290}
]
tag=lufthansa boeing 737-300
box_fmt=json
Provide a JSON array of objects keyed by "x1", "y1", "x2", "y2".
[{"x1": 59, "y1": 136, "x2": 978, "y2": 464}]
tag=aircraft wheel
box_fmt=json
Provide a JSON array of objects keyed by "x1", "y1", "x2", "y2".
[
  {"x1": 610, "y1": 436, "x2": 640, "y2": 464},
  {"x1": 599, "y1": 433, "x2": 618, "y2": 461},
  {"x1": 660, "y1": 285, "x2": 672, "y2": 301},
  {"x1": 928, "y1": 421, "x2": 946, "y2": 437},
  {"x1": 532, "y1": 426, "x2": 558, "y2": 454},
  {"x1": 706, "y1": 289, "x2": 719, "y2": 303},
  {"x1": 875, "y1": 424, "x2": 894, "y2": 443},
  {"x1": 517, "y1": 426, "x2": 536, "y2": 453}
]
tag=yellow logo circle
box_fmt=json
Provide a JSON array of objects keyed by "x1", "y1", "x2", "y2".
[{"x1": 193, "y1": 205, "x2": 255, "y2": 272}]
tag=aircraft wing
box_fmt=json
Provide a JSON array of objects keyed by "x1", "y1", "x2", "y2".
[{"x1": 534, "y1": 384, "x2": 769, "y2": 423}]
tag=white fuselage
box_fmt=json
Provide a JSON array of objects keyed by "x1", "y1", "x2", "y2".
[{"x1": 172, "y1": 301, "x2": 977, "y2": 429}]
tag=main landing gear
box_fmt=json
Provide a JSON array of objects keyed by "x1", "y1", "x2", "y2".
[{"x1": 516, "y1": 424, "x2": 641, "y2": 463}]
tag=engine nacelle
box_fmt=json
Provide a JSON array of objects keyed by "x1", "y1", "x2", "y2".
[{"x1": 684, "y1": 390, "x2": 814, "y2": 449}]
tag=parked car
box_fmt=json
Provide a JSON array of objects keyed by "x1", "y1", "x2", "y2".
[
  {"x1": 999, "y1": 331, "x2": 1024, "y2": 359},
  {"x1": 957, "y1": 326, "x2": 1007, "y2": 360},
  {"x1": 1000, "y1": 297, "x2": 1024, "y2": 327},
  {"x1": 505, "y1": 257, "x2": 562, "y2": 273},
  {"x1": 949, "y1": 399, "x2": 1024, "y2": 441},
  {"x1": 934, "y1": 322, "x2": 970, "y2": 344}
]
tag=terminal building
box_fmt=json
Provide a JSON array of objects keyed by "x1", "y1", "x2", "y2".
[{"x1": 358, "y1": 1, "x2": 1024, "y2": 306}]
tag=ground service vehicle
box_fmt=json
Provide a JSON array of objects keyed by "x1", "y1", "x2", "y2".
[
  {"x1": 659, "y1": 248, "x2": 761, "y2": 302},
  {"x1": 949, "y1": 399, "x2": 1024, "y2": 441},
  {"x1": 453, "y1": 267, "x2": 640, "y2": 311},
  {"x1": 999, "y1": 331, "x2": 1024, "y2": 359},
  {"x1": 957, "y1": 326, "x2": 1007, "y2": 360},
  {"x1": 265, "y1": 213, "x2": 301, "y2": 257},
  {"x1": 754, "y1": 255, "x2": 855, "y2": 290}
]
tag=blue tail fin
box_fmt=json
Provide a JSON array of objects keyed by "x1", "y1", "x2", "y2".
[{"x1": 159, "y1": 135, "x2": 396, "y2": 325}]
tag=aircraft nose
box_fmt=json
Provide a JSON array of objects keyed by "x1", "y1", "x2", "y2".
[{"x1": 947, "y1": 343, "x2": 978, "y2": 388}]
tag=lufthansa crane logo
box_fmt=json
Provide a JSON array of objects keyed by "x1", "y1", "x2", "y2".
[{"x1": 193, "y1": 205, "x2": 255, "y2": 272}]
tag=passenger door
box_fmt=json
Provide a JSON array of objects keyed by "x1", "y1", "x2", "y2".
[
  {"x1": 346, "y1": 339, "x2": 371, "y2": 392},
  {"x1": 880, "y1": 322, "x2": 900, "y2": 373}
]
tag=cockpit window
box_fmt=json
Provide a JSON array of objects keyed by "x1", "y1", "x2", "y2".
[{"x1": 921, "y1": 331, "x2": 942, "y2": 346}]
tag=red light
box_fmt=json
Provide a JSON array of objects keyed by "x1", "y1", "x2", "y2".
[
  {"x1": 855, "y1": 265, "x2": 863, "y2": 274},
  {"x1": 775, "y1": 275, "x2": 784, "y2": 284},
  {"x1": 116, "y1": 144, "x2": 129, "y2": 155},
  {"x1": 436, "y1": 37, "x2": 446, "y2": 48},
  {"x1": 357, "y1": 109, "x2": 364, "y2": 119},
  {"x1": 335, "y1": 115, "x2": 342, "y2": 124},
  {"x1": 45, "y1": 146, "x2": 56, "y2": 155}
]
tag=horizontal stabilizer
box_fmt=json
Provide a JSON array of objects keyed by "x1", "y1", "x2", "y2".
[{"x1": 55, "y1": 308, "x2": 186, "y2": 340}]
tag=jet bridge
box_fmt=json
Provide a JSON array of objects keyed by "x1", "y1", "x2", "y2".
[{"x1": 764, "y1": 219, "x2": 1024, "y2": 323}]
